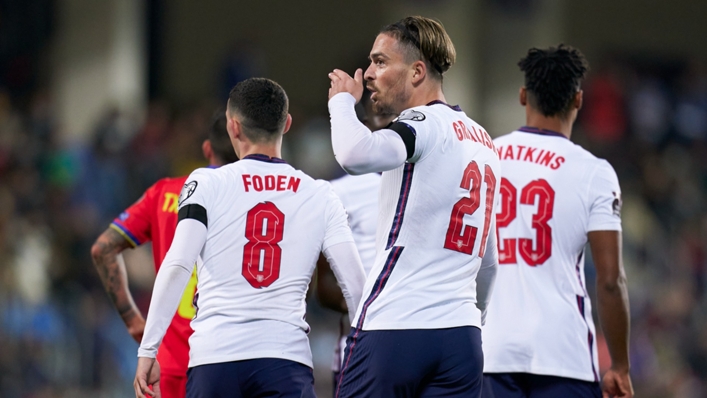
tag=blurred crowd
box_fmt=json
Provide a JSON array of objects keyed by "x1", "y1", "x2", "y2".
[
  {"x1": 576, "y1": 57, "x2": 707, "y2": 397},
  {"x1": 0, "y1": 55, "x2": 706, "y2": 397}
]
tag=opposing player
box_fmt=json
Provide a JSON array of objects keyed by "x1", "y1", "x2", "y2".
[
  {"x1": 481, "y1": 45, "x2": 633, "y2": 398},
  {"x1": 91, "y1": 111, "x2": 237, "y2": 398},
  {"x1": 133, "y1": 78, "x2": 367, "y2": 398},
  {"x1": 316, "y1": 90, "x2": 396, "y2": 393},
  {"x1": 328, "y1": 16, "x2": 500, "y2": 397}
]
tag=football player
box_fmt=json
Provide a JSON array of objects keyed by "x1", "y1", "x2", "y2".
[
  {"x1": 91, "y1": 110, "x2": 237, "y2": 398},
  {"x1": 328, "y1": 16, "x2": 500, "y2": 398},
  {"x1": 134, "y1": 78, "x2": 366, "y2": 398},
  {"x1": 481, "y1": 45, "x2": 633, "y2": 398}
]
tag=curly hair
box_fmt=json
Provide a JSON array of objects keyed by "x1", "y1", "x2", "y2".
[{"x1": 519, "y1": 44, "x2": 589, "y2": 118}]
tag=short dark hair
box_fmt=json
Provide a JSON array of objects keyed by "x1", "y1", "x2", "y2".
[
  {"x1": 208, "y1": 109, "x2": 238, "y2": 164},
  {"x1": 519, "y1": 44, "x2": 589, "y2": 118},
  {"x1": 381, "y1": 16, "x2": 456, "y2": 81},
  {"x1": 227, "y1": 78, "x2": 289, "y2": 142}
]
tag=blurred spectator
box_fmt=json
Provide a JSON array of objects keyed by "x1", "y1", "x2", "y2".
[
  {"x1": 577, "y1": 56, "x2": 707, "y2": 397},
  {"x1": 580, "y1": 63, "x2": 627, "y2": 144}
]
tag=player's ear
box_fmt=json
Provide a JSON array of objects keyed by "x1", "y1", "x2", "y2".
[
  {"x1": 519, "y1": 87, "x2": 527, "y2": 106},
  {"x1": 574, "y1": 90, "x2": 583, "y2": 110},
  {"x1": 282, "y1": 114, "x2": 293, "y2": 135},
  {"x1": 229, "y1": 117, "x2": 243, "y2": 141},
  {"x1": 411, "y1": 60, "x2": 426, "y2": 85},
  {"x1": 202, "y1": 139, "x2": 213, "y2": 161}
]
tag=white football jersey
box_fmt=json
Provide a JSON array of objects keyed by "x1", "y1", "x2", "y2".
[
  {"x1": 330, "y1": 173, "x2": 381, "y2": 276},
  {"x1": 330, "y1": 173, "x2": 381, "y2": 372},
  {"x1": 352, "y1": 102, "x2": 501, "y2": 331},
  {"x1": 178, "y1": 154, "x2": 355, "y2": 368},
  {"x1": 482, "y1": 127, "x2": 622, "y2": 382}
]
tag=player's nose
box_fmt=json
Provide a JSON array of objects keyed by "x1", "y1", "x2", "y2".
[{"x1": 364, "y1": 64, "x2": 375, "y2": 81}]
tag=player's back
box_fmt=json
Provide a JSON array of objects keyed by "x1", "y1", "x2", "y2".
[
  {"x1": 354, "y1": 102, "x2": 500, "y2": 331},
  {"x1": 483, "y1": 127, "x2": 622, "y2": 382},
  {"x1": 181, "y1": 154, "x2": 349, "y2": 369}
]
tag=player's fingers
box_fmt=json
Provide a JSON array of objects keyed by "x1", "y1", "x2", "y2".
[
  {"x1": 328, "y1": 72, "x2": 341, "y2": 82},
  {"x1": 354, "y1": 68, "x2": 363, "y2": 85},
  {"x1": 134, "y1": 379, "x2": 146, "y2": 398},
  {"x1": 138, "y1": 378, "x2": 155, "y2": 397},
  {"x1": 153, "y1": 380, "x2": 161, "y2": 398},
  {"x1": 332, "y1": 69, "x2": 352, "y2": 80}
]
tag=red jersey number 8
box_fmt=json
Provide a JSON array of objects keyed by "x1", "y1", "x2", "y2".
[
  {"x1": 497, "y1": 178, "x2": 555, "y2": 266},
  {"x1": 243, "y1": 202, "x2": 284, "y2": 288}
]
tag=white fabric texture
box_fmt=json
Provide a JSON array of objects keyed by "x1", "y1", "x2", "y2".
[
  {"x1": 328, "y1": 93, "x2": 408, "y2": 174},
  {"x1": 476, "y1": 217, "x2": 498, "y2": 325},
  {"x1": 140, "y1": 158, "x2": 364, "y2": 369},
  {"x1": 482, "y1": 130, "x2": 622, "y2": 382},
  {"x1": 329, "y1": 173, "x2": 381, "y2": 275},
  {"x1": 322, "y1": 241, "x2": 366, "y2": 321},
  {"x1": 329, "y1": 173, "x2": 381, "y2": 371},
  {"x1": 138, "y1": 218, "x2": 206, "y2": 358},
  {"x1": 330, "y1": 95, "x2": 501, "y2": 332}
]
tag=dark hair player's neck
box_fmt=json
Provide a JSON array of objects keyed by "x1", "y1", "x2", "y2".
[{"x1": 524, "y1": 106, "x2": 574, "y2": 139}]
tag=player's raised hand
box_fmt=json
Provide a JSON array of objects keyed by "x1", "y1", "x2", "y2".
[
  {"x1": 601, "y1": 367, "x2": 633, "y2": 398},
  {"x1": 328, "y1": 68, "x2": 364, "y2": 103},
  {"x1": 134, "y1": 357, "x2": 161, "y2": 398}
]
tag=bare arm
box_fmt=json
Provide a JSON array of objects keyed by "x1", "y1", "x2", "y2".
[
  {"x1": 588, "y1": 230, "x2": 633, "y2": 398},
  {"x1": 316, "y1": 253, "x2": 347, "y2": 313},
  {"x1": 90, "y1": 227, "x2": 145, "y2": 343}
]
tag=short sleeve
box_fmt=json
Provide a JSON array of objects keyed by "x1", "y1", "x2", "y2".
[
  {"x1": 322, "y1": 184, "x2": 355, "y2": 250},
  {"x1": 110, "y1": 184, "x2": 159, "y2": 247},
  {"x1": 177, "y1": 168, "x2": 214, "y2": 212},
  {"x1": 587, "y1": 160, "x2": 622, "y2": 232},
  {"x1": 394, "y1": 107, "x2": 438, "y2": 163}
]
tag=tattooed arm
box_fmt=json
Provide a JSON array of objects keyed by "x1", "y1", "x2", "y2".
[{"x1": 91, "y1": 227, "x2": 145, "y2": 343}]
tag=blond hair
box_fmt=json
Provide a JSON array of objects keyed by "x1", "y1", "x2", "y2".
[{"x1": 381, "y1": 16, "x2": 456, "y2": 80}]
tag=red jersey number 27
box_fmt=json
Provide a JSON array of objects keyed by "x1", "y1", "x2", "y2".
[
  {"x1": 444, "y1": 161, "x2": 497, "y2": 257},
  {"x1": 242, "y1": 202, "x2": 284, "y2": 288}
]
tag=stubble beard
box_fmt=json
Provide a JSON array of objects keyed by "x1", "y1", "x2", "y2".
[{"x1": 371, "y1": 88, "x2": 409, "y2": 116}]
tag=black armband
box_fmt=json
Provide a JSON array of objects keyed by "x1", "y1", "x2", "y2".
[
  {"x1": 178, "y1": 204, "x2": 208, "y2": 228},
  {"x1": 387, "y1": 122, "x2": 417, "y2": 160}
]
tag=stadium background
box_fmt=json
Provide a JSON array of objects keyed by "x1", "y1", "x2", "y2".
[{"x1": 1, "y1": 0, "x2": 706, "y2": 396}]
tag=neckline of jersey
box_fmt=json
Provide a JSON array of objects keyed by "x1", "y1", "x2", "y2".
[
  {"x1": 242, "y1": 154, "x2": 287, "y2": 164},
  {"x1": 518, "y1": 126, "x2": 568, "y2": 139},
  {"x1": 426, "y1": 100, "x2": 462, "y2": 112}
]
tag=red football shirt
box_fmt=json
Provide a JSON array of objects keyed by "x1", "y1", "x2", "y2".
[{"x1": 111, "y1": 176, "x2": 196, "y2": 376}]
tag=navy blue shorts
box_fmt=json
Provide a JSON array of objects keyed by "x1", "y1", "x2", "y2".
[
  {"x1": 482, "y1": 373, "x2": 601, "y2": 398},
  {"x1": 336, "y1": 326, "x2": 484, "y2": 398},
  {"x1": 186, "y1": 358, "x2": 315, "y2": 398}
]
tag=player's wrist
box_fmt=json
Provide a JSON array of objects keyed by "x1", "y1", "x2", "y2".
[
  {"x1": 610, "y1": 362, "x2": 630, "y2": 374},
  {"x1": 121, "y1": 307, "x2": 143, "y2": 323}
]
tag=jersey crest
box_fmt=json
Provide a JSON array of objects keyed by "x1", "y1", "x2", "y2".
[
  {"x1": 396, "y1": 109, "x2": 426, "y2": 122},
  {"x1": 179, "y1": 181, "x2": 198, "y2": 206}
]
